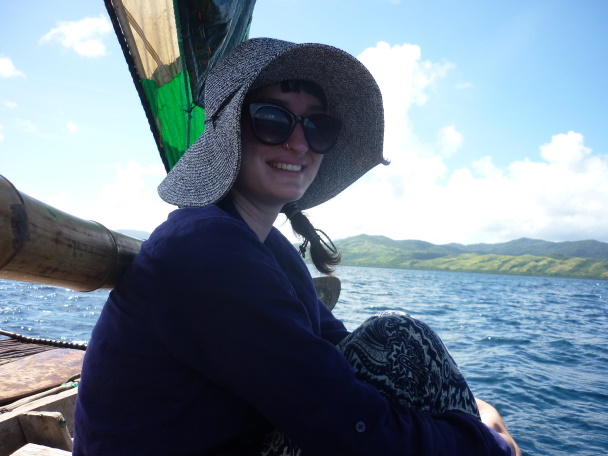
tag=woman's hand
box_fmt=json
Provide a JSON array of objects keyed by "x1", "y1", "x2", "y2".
[{"x1": 475, "y1": 398, "x2": 522, "y2": 456}]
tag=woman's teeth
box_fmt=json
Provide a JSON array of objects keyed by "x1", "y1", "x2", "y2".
[{"x1": 272, "y1": 162, "x2": 302, "y2": 172}]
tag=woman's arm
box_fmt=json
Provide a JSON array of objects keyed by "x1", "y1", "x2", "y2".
[
  {"x1": 318, "y1": 297, "x2": 350, "y2": 344},
  {"x1": 149, "y1": 212, "x2": 513, "y2": 455},
  {"x1": 475, "y1": 398, "x2": 522, "y2": 456}
]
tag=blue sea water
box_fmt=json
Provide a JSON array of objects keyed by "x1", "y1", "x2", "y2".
[{"x1": 1, "y1": 267, "x2": 607, "y2": 456}]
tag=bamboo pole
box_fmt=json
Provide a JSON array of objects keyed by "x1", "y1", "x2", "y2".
[{"x1": 0, "y1": 175, "x2": 142, "y2": 292}]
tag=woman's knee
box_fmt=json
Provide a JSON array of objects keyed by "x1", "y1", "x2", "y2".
[
  {"x1": 339, "y1": 310, "x2": 479, "y2": 416},
  {"x1": 354, "y1": 310, "x2": 441, "y2": 347}
]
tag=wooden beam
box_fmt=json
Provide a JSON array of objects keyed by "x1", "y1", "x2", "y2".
[
  {"x1": 0, "y1": 388, "x2": 77, "y2": 456},
  {"x1": 18, "y1": 412, "x2": 72, "y2": 452},
  {"x1": 9, "y1": 443, "x2": 71, "y2": 456}
]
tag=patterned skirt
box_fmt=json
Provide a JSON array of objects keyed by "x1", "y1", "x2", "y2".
[{"x1": 261, "y1": 311, "x2": 479, "y2": 455}]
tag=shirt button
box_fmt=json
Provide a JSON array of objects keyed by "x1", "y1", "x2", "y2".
[{"x1": 355, "y1": 421, "x2": 366, "y2": 433}]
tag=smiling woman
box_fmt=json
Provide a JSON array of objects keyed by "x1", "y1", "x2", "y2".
[{"x1": 72, "y1": 37, "x2": 519, "y2": 456}]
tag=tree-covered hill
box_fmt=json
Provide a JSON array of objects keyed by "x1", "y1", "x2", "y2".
[{"x1": 334, "y1": 235, "x2": 608, "y2": 280}]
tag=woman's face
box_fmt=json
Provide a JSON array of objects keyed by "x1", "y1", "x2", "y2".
[{"x1": 234, "y1": 82, "x2": 325, "y2": 213}]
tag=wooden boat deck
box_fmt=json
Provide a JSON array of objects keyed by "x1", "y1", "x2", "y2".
[
  {"x1": 0, "y1": 336, "x2": 84, "y2": 407},
  {"x1": 0, "y1": 335, "x2": 83, "y2": 456}
]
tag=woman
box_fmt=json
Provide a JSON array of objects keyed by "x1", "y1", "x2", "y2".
[{"x1": 74, "y1": 38, "x2": 520, "y2": 455}]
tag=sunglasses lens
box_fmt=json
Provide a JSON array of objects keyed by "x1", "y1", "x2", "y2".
[
  {"x1": 304, "y1": 115, "x2": 341, "y2": 154},
  {"x1": 252, "y1": 105, "x2": 293, "y2": 144}
]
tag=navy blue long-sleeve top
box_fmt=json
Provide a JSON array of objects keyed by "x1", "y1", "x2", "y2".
[{"x1": 73, "y1": 202, "x2": 512, "y2": 455}]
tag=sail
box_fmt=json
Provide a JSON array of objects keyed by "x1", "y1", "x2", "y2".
[{"x1": 104, "y1": 0, "x2": 256, "y2": 171}]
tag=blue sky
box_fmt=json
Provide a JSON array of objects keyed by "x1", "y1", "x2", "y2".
[{"x1": 1, "y1": 0, "x2": 607, "y2": 244}]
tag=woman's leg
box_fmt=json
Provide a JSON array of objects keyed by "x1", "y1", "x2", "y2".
[
  {"x1": 336, "y1": 310, "x2": 479, "y2": 417},
  {"x1": 260, "y1": 311, "x2": 478, "y2": 455}
]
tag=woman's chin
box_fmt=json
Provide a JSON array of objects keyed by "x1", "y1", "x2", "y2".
[{"x1": 271, "y1": 188, "x2": 308, "y2": 206}]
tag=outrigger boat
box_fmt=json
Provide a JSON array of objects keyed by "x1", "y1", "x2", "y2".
[{"x1": 0, "y1": 2, "x2": 341, "y2": 454}]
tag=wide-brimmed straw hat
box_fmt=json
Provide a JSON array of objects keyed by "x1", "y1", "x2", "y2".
[{"x1": 158, "y1": 37, "x2": 387, "y2": 210}]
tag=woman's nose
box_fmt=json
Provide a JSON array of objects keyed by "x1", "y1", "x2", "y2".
[{"x1": 283, "y1": 122, "x2": 308, "y2": 154}]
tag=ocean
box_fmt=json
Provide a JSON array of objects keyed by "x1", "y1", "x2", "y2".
[{"x1": 1, "y1": 267, "x2": 607, "y2": 455}]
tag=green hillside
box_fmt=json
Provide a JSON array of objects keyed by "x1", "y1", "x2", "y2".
[{"x1": 334, "y1": 235, "x2": 608, "y2": 280}]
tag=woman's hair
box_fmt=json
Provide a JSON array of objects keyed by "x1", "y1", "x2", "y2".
[
  {"x1": 282, "y1": 202, "x2": 341, "y2": 275},
  {"x1": 278, "y1": 80, "x2": 328, "y2": 109},
  {"x1": 278, "y1": 81, "x2": 339, "y2": 275}
]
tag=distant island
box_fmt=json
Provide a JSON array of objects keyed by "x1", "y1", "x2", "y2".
[
  {"x1": 332, "y1": 235, "x2": 608, "y2": 281},
  {"x1": 119, "y1": 229, "x2": 608, "y2": 281}
]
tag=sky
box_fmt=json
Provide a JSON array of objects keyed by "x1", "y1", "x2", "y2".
[{"x1": 1, "y1": 0, "x2": 607, "y2": 245}]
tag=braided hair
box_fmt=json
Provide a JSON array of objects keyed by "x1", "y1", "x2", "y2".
[{"x1": 282, "y1": 203, "x2": 340, "y2": 275}]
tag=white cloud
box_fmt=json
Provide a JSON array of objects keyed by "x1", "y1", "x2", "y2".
[
  {"x1": 456, "y1": 82, "x2": 473, "y2": 90},
  {"x1": 15, "y1": 119, "x2": 37, "y2": 134},
  {"x1": 496, "y1": 132, "x2": 608, "y2": 241},
  {"x1": 2, "y1": 99, "x2": 18, "y2": 108},
  {"x1": 286, "y1": 42, "x2": 608, "y2": 245},
  {"x1": 45, "y1": 161, "x2": 173, "y2": 234},
  {"x1": 40, "y1": 15, "x2": 112, "y2": 57},
  {"x1": 539, "y1": 130, "x2": 590, "y2": 169},
  {"x1": 358, "y1": 42, "x2": 452, "y2": 129},
  {"x1": 0, "y1": 55, "x2": 25, "y2": 79},
  {"x1": 0, "y1": 124, "x2": 4, "y2": 142},
  {"x1": 66, "y1": 121, "x2": 79, "y2": 134},
  {"x1": 436, "y1": 125, "x2": 463, "y2": 157},
  {"x1": 472, "y1": 156, "x2": 502, "y2": 179},
  {"x1": 94, "y1": 161, "x2": 173, "y2": 232},
  {"x1": 354, "y1": 41, "x2": 453, "y2": 197}
]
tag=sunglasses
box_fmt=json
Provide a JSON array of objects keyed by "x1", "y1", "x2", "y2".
[{"x1": 247, "y1": 102, "x2": 342, "y2": 154}]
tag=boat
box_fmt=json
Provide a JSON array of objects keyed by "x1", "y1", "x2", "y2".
[{"x1": 0, "y1": 2, "x2": 343, "y2": 454}]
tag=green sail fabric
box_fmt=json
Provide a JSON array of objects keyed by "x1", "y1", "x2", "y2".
[
  {"x1": 105, "y1": 0, "x2": 255, "y2": 171},
  {"x1": 140, "y1": 73, "x2": 205, "y2": 170}
]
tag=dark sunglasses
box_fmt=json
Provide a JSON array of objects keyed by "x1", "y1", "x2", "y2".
[{"x1": 247, "y1": 102, "x2": 341, "y2": 154}]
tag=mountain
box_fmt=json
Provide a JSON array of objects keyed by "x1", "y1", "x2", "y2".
[
  {"x1": 454, "y1": 238, "x2": 608, "y2": 260},
  {"x1": 334, "y1": 235, "x2": 608, "y2": 280}
]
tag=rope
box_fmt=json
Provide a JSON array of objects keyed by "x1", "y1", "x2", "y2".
[{"x1": 0, "y1": 329, "x2": 87, "y2": 351}]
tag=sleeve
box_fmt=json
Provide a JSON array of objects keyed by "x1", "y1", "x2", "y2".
[
  {"x1": 144, "y1": 215, "x2": 512, "y2": 456},
  {"x1": 318, "y1": 297, "x2": 350, "y2": 345}
]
